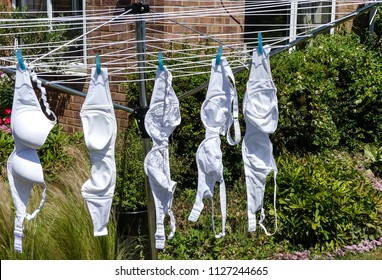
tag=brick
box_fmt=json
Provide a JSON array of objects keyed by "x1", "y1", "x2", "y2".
[{"x1": 67, "y1": 118, "x2": 81, "y2": 127}]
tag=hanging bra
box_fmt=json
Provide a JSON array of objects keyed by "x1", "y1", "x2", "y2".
[
  {"x1": 7, "y1": 63, "x2": 57, "y2": 253},
  {"x1": 144, "y1": 65, "x2": 181, "y2": 249},
  {"x1": 188, "y1": 57, "x2": 241, "y2": 238},
  {"x1": 80, "y1": 67, "x2": 117, "y2": 236},
  {"x1": 242, "y1": 45, "x2": 278, "y2": 235}
]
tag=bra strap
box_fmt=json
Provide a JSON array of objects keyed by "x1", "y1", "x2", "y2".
[
  {"x1": 167, "y1": 208, "x2": 176, "y2": 240},
  {"x1": 258, "y1": 171, "x2": 278, "y2": 236},
  {"x1": 14, "y1": 221, "x2": 24, "y2": 253},
  {"x1": 211, "y1": 179, "x2": 226, "y2": 238},
  {"x1": 225, "y1": 64, "x2": 241, "y2": 146},
  {"x1": 30, "y1": 70, "x2": 57, "y2": 122},
  {"x1": 25, "y1": 184, "x2": 47, "y2": 221}
]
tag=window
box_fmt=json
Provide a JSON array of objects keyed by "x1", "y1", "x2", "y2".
[
  {"x1": 13, "y1": 0, "x2": 86, "y2": 65},
  {"x1": 244, "y1": 1, "x2": 335, "y2": 47}
]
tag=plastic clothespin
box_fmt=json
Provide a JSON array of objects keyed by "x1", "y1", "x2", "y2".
[
  {"x1": 16, "y1": 49, "x2": 26, "y2": 70},
  {"x1": 258, "y1": 32, "x2": 263, "y2": 55},
  {"x1": 216, "y1": 45, "x2": 223, "y2": 65},
  {"x1": 96, "y1": 54, "x2": 101, "y2": 74},
  {"x1": 158, "y1": 51, "x2": 164, "y2": 71}
]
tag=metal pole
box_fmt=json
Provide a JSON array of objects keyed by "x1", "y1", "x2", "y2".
[{"x1": 135, "y1": 1, "x2": 158, "y2": 260}]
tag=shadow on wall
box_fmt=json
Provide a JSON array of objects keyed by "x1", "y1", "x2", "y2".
[
  {"x1": 115, "y1": 0, "x2": 133, "y2": 12},
  {"x1": 352, "y1": 4, "x2": 373, "y2": 42}
]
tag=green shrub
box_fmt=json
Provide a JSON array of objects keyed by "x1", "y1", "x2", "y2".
[
  {"x1": 38, "y1": 125, "x2": 74, "y2": 181},
  {"x1": 272, "y1": 33, "x2": 382, "y2": 153},
  {"x1": 0, "y1": 71, "x2": 13, "y2": 112},
  {"x1": 0, "y1": 130, "x2": 13, "y2": 163},
  {"x1": 363, "y1": 144, "x2": 382, "y2": 178},
  {"x1": 159, "y1": 183, "x2": 282, "y2": 260},
  {"x1": 113, "y1": 124, "x2": 147, "y2": 211},
  {"x1": 270, "y1": 150, "x2": 382, "y2": 252}
]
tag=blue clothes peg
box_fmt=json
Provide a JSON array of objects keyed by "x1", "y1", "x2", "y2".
[
  {"x1": 16, "y1": 49, "x2": 26, "y2": 71},
  {"x1": 216, "y1": 45, "x2": 223, "y2": 65},
  {"x1": 158, "y1": 51, "x2": 164, "y2": 71},
  {"x1": 96, "y1": 54, "x2": 101, "y2": 74},
  {"x1": 258, "y1": 32, "x2": 263, "y2": 55}
]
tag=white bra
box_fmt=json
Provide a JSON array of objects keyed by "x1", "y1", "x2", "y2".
[
  {"x1": 189, "y1": 57, "x2": 241, "y2": 238},
  {"x1": 242, "y1": 45, "x2": 278, "y2": 235},
  {"x1": 80, "y1": 67, "x2": 117, "y2": 236},
  {"x1": 144, "y1": 65, "x2": 181, "y2": 249},
  {"x1": 7, "y1": 63, "x2": 57, "y2": 253}
]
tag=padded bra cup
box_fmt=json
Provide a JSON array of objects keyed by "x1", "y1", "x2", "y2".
[
  {"x1": 247, "y1": 88, "x2": 277, "y2": 117},
  {"x1": 145, "y1": 104, "x2": 180, "y2": 140},
  {"x1": 245, "y1": 89, "x2": 278, "y2": 133},
  {"x1": 10, "y1": 149, "x2": 44, "y2": 183},
  {"x1": 201, "y1": 94, "x2": 229, "y2": 131},
  {"x1": 12, "y1": 110, "x2": 54, "y2": 149},
  {"x1": 89, "y1": 158, "x2": 114, "y2": 191},
  {"x1": 197, "y1": 138, "x2": 222, "y2": 175},
  {"x1": 82, "y1": 112, "x2": 113, "y2": 150}
]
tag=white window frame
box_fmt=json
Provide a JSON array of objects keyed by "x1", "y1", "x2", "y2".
[{"x1": 290, "y1": 0, "x2": 336, "y2": 42}]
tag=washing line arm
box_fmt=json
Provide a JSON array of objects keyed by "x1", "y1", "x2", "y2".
[
  {"x1": 178, "y1": 1, "x2": 382, "y2": 101},
  {"x1": 0, "y1": 66, "x2": 135, "y2": 113}
]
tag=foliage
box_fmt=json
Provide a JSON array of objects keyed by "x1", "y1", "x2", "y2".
[
  {"x1": 0, "y1": 71, "x2": 13, "y2": 112},
  {"x1": 159, "y1": 183, "x2": 283, "y2": 260},
  {"x1": 270, "y1": 150, "x2": 382, "y2": 252},
  {"x1": 271, "y1": 33, "x2": 382, "y2": 153},
  {"x1": 0, "y1": 4, "x2": 68, "y2": 67},
  {"x1": 159, "y1": 150, "x2": 382, "y2": 259},
  {"x1": 113, "y1": 124, "x2": 147, "y2": 211},
  {"x1": 363, "y1": 144, "x2": 382, "y2": 178},
  {"x1": 38, "y1": 125, "x2": 74, "y2": 180}
]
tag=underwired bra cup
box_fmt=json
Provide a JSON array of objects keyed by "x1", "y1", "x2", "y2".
[
  {"x1": 201, "y1": 92, "x2": 230, "y2": 135},
  {"x1": 197, "y1": 137, "x2": 223, "y2": 179},
  {"x1": 7, "y1": 64, "x2": 57, "y2": 253},
  {"x1": 10, "y1": 149, "x2": 44, "y2": 183},
  {"x1": 244, "y1": 45, "x2": 278, "y2": 134},
  {"x1": 81, "y1": 112, "x2": 113, "y2": 150},
  {"x1": 244, "y1": 86, "x2": 278, "y2": 134},
  {"x1": 12, "y1": 111, "x2": 55, "y2": 149}
]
